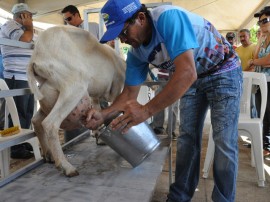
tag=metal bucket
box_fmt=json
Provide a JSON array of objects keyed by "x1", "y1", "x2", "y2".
[{"x1": 99, "y1": 121, "x2": 160, "y2": 167}]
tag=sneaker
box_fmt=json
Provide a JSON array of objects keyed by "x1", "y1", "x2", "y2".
[
  {"x1": 243, "y1": 143, "x2": 251, "y2": 148},
  {"x1": 166, "y1": 198, "x2": 173, "y2": 202},
  {"x1": 10, "y1": 147, "x2": 34, "y2": 159},
  {"x1": 263, "y1": 149, "x2": 270, "y2": 156},
  {"x1": 11, "y1": 143, "x2": 33, "y2": 151},
  {"x1": 11, "y1": 144, "x2": 34, "y2": 159},
  {"x1": 23, "y1": 142, "x2": 33, "y2": 151},
  {"x1": 153, "y1": 127, "x2": 164, "y2": 135},
  {"x1": 172, "y1": 132, "x2": 177, "y2": 140}
]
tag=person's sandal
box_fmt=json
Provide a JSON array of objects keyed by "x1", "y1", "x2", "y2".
[{"x1": 153, "y1": 127, "x2": 164, "y2": 135}]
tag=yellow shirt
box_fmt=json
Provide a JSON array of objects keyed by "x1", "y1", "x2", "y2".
[{"x1": 236, "y1": 44, "x2": 256, "y2": 71}]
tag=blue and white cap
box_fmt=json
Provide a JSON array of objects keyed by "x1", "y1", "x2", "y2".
[
  {"x1": 11, "y1": 3, "x2": 37, "y2": 15},
  {"x1": 100, "y1": 0, "x2": 142, "y2": 43}
]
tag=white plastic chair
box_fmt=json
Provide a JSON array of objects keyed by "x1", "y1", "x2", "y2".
[
  {"x1": 202, "y1": 72, "x2": 267, "y2": 187},
  {"x1": 0, "y1": 79, "x2": 41, "y2": 178}
]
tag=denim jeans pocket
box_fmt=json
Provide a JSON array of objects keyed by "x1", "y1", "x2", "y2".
[{"x1": 208, "y1": 69, "x2": 242, "y2": 135}]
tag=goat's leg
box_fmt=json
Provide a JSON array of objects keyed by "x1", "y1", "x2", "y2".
[
  {"x1": 32, "y1": 109, "x2": 54, "y2": 162},
  {"x1": 42, "y1": 85, "x2": 88, "y2": 176}
]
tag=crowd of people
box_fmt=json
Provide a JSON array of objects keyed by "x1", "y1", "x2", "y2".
[
  {"x1": 0, "y1": 1, "x2": 270, "y2": 202},
  {"x1": 249, "y1": 6, "x2": 270, "y2": 156},
  {"x1": 223, "y1": 10, "x2": 270, "y2": 158}
]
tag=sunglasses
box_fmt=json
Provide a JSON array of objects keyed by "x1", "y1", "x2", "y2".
[
  {"x1": 257, "y1": 17, "x2": 270, "y2": 26},
  {"x1": 64, "y1": 15, "x2": 74, "y2": 22},
  {"x1": 118, "y1": 22, "x2": 131, "y2": 38}
]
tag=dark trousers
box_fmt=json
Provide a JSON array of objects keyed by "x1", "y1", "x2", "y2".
[
  {"x1": 0, "y1": 99, "x2": 5, "y2": 130},
  {"x1": 5, "y1": 78, "x2": 34, "y2": 129},
  {"x1": 255, "y1": 82, "x2": 270, "y2": 151}
]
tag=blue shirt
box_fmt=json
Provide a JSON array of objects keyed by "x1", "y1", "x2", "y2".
[
  {"x1": 256, "y1": 37, "x2": 270, "y2": 75},
  {"x1": 125, "y1": 5, "x2": 240, "y2": 86}
]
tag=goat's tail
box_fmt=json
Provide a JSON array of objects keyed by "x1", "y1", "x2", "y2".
[{"x1": 27, "y1": 62, "x2": 44, "y2": 100}]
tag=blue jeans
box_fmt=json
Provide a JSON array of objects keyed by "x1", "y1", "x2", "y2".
[{"x1": 167, "y1": 67, "x2": 243, "y2": 202}]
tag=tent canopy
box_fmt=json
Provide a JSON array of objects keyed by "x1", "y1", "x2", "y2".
[{"x1": 0, "y1": 0, "x2": 269, "y2": 35}]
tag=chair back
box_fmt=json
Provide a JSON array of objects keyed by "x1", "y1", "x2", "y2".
[
  {"x1": 0, "y1": 79, "x2": 21, "y2": 128},
  {"x1": 240, "y1": 72, "x2": 267, "y2": 121}
]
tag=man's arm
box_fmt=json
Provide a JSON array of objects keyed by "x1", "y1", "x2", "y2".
[
  {"x1": 250, "y1": 54, "x2": 270, "y2": 67},
  {"x1": 248, "y1": 48, "x2": 270, "y2": 68},
  {"x1": 19, "y1": 13, "x2": 34, "y2": 42},
  {"x1": 111, "y1": 49, "x2": 197, "y2": 133},
  {"x1": 85, "y1": 50, "x2": 197, "y2": 132}
]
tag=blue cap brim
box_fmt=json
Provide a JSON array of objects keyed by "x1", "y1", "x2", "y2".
[{"x1": 100, "y1": 23, "x2": 125, "y2": 43}]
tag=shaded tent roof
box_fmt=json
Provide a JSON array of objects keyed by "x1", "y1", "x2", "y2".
[{"x1": 0, "y1": 0, "x2": 269, "y2": 35}]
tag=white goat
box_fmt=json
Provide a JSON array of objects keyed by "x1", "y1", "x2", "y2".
[{"x1": 27, "y1": 26, "x2": 125, "y2": 176}]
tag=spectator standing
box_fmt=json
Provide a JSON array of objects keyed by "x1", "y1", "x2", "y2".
[
  {"x1": 0, "y1": 3, "x2": 36, "y2": 159},
  {"x1": 256, "y1": 28, "x2": 262, "y2": 40},
  {"x1": 151, "y1": 69, "x2": 178, "y2": 140},
  {"x1": 253, "y1": 27, "x2": 264, "y2": 116},
  {"x1": 238, "y1": 29, "x2": 262, "y2": 120},
  {"x1": 248, "y1": 6, "x2": 270, "y2": 156},
  {"x1": 0, "y1": 47, "x2": 5, "y2": 130},
  {"x1": 226, "y1": 32, "x2": 237, "y2": 49},
  {"x1": 84, "y1": 0, "x2": 242, "y2": 201},
  {"x1": 61, "y1": 5, "x2": 99, "y2": 39},
  {"x1": 236, "y1": 29, "x2": 257, "y2": 71},
  {"x1": 0, "y1": 49, "x2": 4, "y2": 79}
]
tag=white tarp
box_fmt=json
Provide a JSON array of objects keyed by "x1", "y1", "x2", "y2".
[{"x1": 0, "y1": 0, "x2": 269, "y2": 34}]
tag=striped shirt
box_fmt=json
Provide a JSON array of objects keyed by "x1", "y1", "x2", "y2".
[{"x1": 0, "y1": 20, "x2": 33, "y2": 81}]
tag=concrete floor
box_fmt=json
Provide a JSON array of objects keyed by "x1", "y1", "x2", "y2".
[
  {"x1": 5, "y1": 125, "x2": 270, "y2": 202},
  {"x1": 151, "y1": 126, "x2": 270, "y2": 202},
  {"x1": 2, "y1": 135, "x2": 168, "y2": 202}
]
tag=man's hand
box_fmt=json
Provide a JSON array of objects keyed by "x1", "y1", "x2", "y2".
[
  {"x1": 83, "y1": 109, "x2": 104, "y2": 130},
  {"x1": 248, "y1": 59, "x2": 253, "y2": 67},
  {"x1": 18, "y1": 13, "x2": 34, "y2": 42},
  {"x1": 110, "y1": 100, "x2": 150, "y2": 134},
  {"x1": 247, "y1": 59, "x2": 255, "y2": 71},
  {"x1": 21, "y1": 13, "x2": 33, "y2": 30}
]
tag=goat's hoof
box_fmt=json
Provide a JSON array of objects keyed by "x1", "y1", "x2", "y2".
[
  {"x1": 43, "y1": 154, "x2": 54, "y2": 163},
  {"x1": 59, "y1": 163, "x2": 79, "y2": 177},
  {"x1": 64, "y1": 169, "x2": 79, "y2": 177}
]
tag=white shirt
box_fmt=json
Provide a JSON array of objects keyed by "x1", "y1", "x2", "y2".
[{"x1": 77, "y1": 21, "x2": 99, "y2": 40}]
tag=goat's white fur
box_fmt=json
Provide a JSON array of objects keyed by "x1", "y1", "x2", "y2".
[{"x1": 27, "y1": 26, "x2": 125, "y2": 176}]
